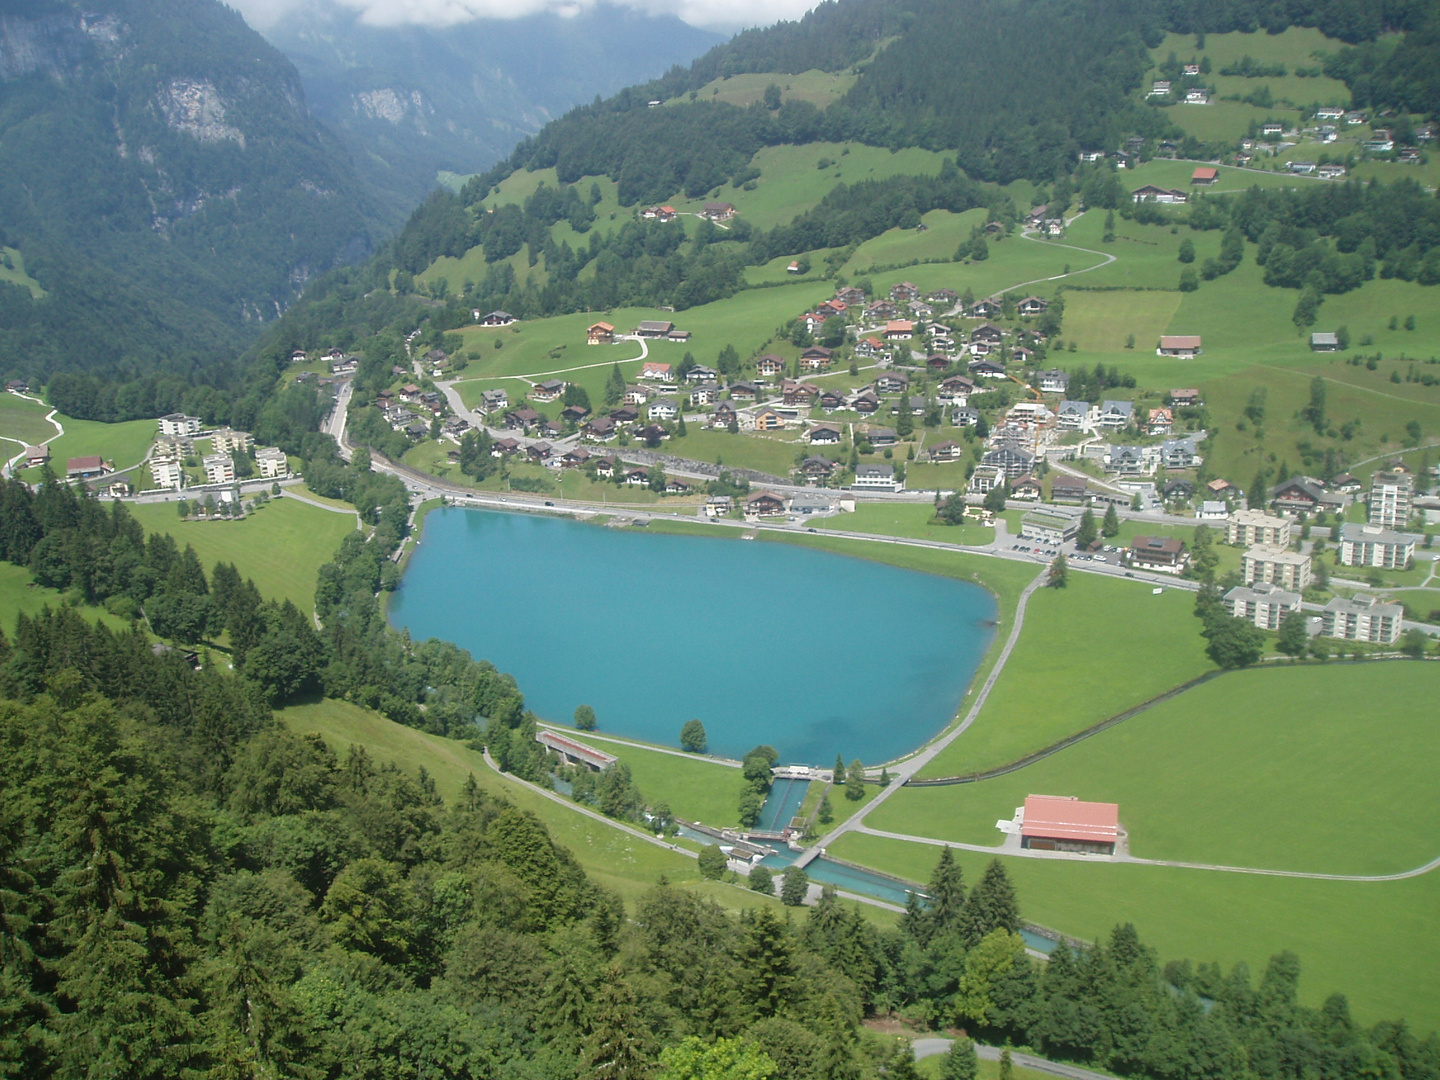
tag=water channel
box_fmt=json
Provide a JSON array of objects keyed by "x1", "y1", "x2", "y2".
[{"x1": 391, "y1": 508, "x2": 998, "y2": 763}]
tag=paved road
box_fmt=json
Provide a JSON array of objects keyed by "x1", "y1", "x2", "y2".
[{"x1": 913, "y1": 1038, "x2": 1117, "y2": 1080}]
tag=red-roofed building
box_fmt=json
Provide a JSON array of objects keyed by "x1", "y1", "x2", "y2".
[
  {"x1": 1021, "y1": 795, "x2": 1119, "y2": 854},
  {"x1": 536, "y1": 730, "x2": 617, "y2": 771},
  {"x1": 1157, "y1": 335, "x2": 1202, "y2": 357},
  {"x1": 1191, "y1": 166, "x2": 1219, "y2": 185}
]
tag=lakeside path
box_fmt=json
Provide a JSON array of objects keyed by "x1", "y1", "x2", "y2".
[{"x1": 794, "y1": 566, "x2": 1050, "y2": 870}]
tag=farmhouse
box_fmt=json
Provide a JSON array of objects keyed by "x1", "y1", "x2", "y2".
[
  {"x1": 1225, "y1": 582, "x2": 1302, "y2": 631},
  {"x1": 24, "y1": 445, "x2": 48, "y2": 467},
  {"x1": 1242, "y1": 545, "x2": 1312, "y2": 591},
  {"x1": 1156, "y1": 336, "x2": 1202, "y2": 357},
  {"x1": 1191, "y1": 166, "x2": 1219, "y2": 185},
  {"x1": 1020, "y1": 795, "x2": 1119, "y2": 855},
  {"x1": 1227, "y1": 509, "x2": 1291, "y2": 547},
  {"x1": 537, "y1": 731, "x2": 617, "y2": 772},
  {"x1": 1322, "y1": 595, "x2": 1402, "y2": 645},
  {"x1": 1021, "y1": 511, "x2": 1079, "y2": 545},
  {"x1": 1169, "y1": 388, "x2": 1202, "y2": 408},
  {"x1": 1339, "y1": 523, "x2": 1417, "y2": 569},
  {"x1": 635, "y1": 320, "x2": 674, "y2": 338},
  {"x1": 641, "y1": 205, "x2": 677, "y2": 222},
  {"x1": 1127, "y1": 536, "x2": 1188, "y2": 574},
  {"x1": 66, "y1": 456, "x2": 110, "y2": 480},
  {"x1": 478, "y1": 310, "x2": 516, "y2": 326},
  {"x1": 701, "y1": 202, "x2": 736, "y2": 221},
  {"x1": 884, "y1": 320, "x2": 914, "y2": 341},
  {"x1": 587, "y1": 322, "x2": 615, "y2": 345}
]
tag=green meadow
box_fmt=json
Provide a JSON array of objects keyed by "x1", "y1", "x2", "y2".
[
  {"x1": 1149, "y1": 27, "x2": 1351, "y2": 110},
  {"x1": 563, "y1": 731, "x2": 750, "y2": 827},
  {"x1": 0, "y1": 392, "x2": 60, "y2": 448},
  {"x1": 844, "y1": 208, "x2": 989, "y2": 273},
  {"x1": 916, "y1": 571, "x2": 1213, "y2": 778},
  {"x1": 0, "y1": 562, "x2": 134, "y2": 636},
  {"x1": 127, "y1": 497, "x2": 357, "y2": 613},
  {"x1": 871, "y1": 662, "x2": 1440, "y2": 876},
  {"x1": 816, "y1": 501, "x2": 993, "y2": 546},
  {"x1": 831, "y1": 830, "x2": 1440, "y2": 1031},
  {"x1": 0, "y1": 246, "x2": 45, "y2": 298},
  {"x1": 18, "y1": 415, "x2": 156, "y2": 482},
  {"x1": 669, "y1": 70, "x2": 858, "y2": 111}
]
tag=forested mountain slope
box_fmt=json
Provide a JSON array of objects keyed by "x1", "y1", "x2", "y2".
[
  {"x1": 260, "y1": 1, "x2": 723, "y2": 227},
  {"x1": 0, "y1": 0, "x2": 379, "y2": 384}
]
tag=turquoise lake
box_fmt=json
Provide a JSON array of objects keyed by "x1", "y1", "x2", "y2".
[{"x1": 389, "y1": 509, "x2": 997, "y2": 763}]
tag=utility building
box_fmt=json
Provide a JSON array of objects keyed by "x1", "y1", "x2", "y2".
[{"x1": 1020, "y1": 795, "x2": 1119, "y2": 855}]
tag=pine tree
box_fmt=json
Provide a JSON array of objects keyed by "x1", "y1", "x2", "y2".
[
  {"x1": 1101, "y1": 502, "x2": 1120, "y2": 537},
  {"x1": 939, "y1": 1038, "x2": 979, "y2": 1080},
  {"x1": 845, "y1": 759, "x2": 865, "y2": 801},
  {"x1": 580, "y1": 970, "x2": 654, "y2": 1080},
  {"x1": 1075, "y1": 507, "x2": 1098, "y2": 549},
  {"x1": 959, "y1": 859, "x2": 1020, "y2": 945},
  {"x1": 833, "y1": 754, "x2": 846, "y2": 784},
  {"x1": 926, "y1": 847, "x2": 966, "y2": 936}
]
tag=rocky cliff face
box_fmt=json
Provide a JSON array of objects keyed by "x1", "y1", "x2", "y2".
[{"x1": 0, "y1": 0, "x2": 379, "y2": 379}]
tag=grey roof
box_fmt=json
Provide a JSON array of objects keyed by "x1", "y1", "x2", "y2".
[
  {"x1": 1225, "y1": 583, "x2": 1301, "y2": 607},
  {"x1": 1057, "y1": 400, "x2": 1090, "y2": 417},
  {"x1": 856, "y1": 464, "x2": 895, "y2": 478},
  {"x1": 1101, "y1": 399, "x2": 1134, "y2": 417},
  {"x1": 1340, "y1": 522, "x2": 1420, "y2": 546},
  {"x1": 1324, "y1": 595, "x2": 1403, "y2": 618}
]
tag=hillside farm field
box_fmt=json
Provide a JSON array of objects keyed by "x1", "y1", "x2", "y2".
[
  {"x1": 17, "y1": 416, "x2": 155, "y2": 483},
  {"x1": 872, "y1": 662, "x2": 1440, "y2": 875},
  {"x1": 0, "y1": 393, "x2": 59, "y2": 449},
  {"x1": 128, "y1": 497, "x2": 357, "y2": 614}
]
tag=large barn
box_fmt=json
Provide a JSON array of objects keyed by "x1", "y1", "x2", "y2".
[{"x1": 1020, "y1": 794, "x2": 1119, "y2": 855}]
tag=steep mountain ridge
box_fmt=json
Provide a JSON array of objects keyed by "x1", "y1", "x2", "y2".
[{"x1": 0, "y1": 0, "x2": 378, "y2": 382}]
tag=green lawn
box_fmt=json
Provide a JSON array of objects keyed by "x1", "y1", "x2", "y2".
[
  {"x1": 667, "y1": 427, "x2": 804, "y2": 477},
  {"x1": 1122, "y1": 159, "x2": 1325, "y2": 197},
  {"x1": 916, "y1": 1053, "x2": 1055, "y2": 1080},
  {"x1": 816, "y1": 501, "x2": 993, "y2": 545},
  {"x1": 830, "y1": 831, "x2": 1440, "y2": 1032},
  {"x1": 670, "y1": 70, "x2": 858, "y2": 112},
  {"x1": 0, "y1": 562, "x2": 134, "y2": 636},
  {"x1": 916, "y1": 571, "x2": 1213, "y2": 778},
  {"x1": 1062, "y1": 289, "x2": 1186, "y2": 353},
  {"x1": 127, "y1": 497, "x2": 356, "y2": 613},
  {"x1": 18, "y1": 416, "x2": 156, "y2": 481},
  {"x1": 1165, "y1": 100, "x2": 1304, "y2": 144},
  {"x1": 871, "y1": 662, "x2": 1439, "y2": 876},
  {"x1": 1149, "y1": 27, "x2": 1352, "y2": 111},
  {"x1": 846, "y1": 208, "x2": 989, "y2": 272},
  {"x1": 279, "y1": 698, "x2": 699, "y2": 904},
  {"x1": 0, "y1": 393, "x2": 60, "y2": 448},
  {"x1": 564, "y1": 731, "x2": 750, "y2": 828}
]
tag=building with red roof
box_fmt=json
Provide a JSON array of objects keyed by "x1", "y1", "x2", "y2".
[{"x1": 1020, "y1": 794, "x2": 1119, "y2": 854}]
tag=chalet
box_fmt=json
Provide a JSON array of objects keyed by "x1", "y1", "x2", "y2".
[
  {"x1": 926, "y1": 354, "x2": 951, "y2": 372},
  {"x1": 938, "y1": 375, "x2": 975, "y2": 403},
  {"x1": 808, "y1": 423, "x2": 843, "y2": 444},
  {"x1": 782, "y1": 382, "x2": 820, "y2": 407},
  {"x1": 1147, "y1": 407, "x2": 1173, "y2": 435},
  {"x1": 587, "y1": 322, "x2": 615, "y2": 345},
  {"x1": 492, "y1": 437, "x2": 521, "y2": 458},
  {"x1": 817, "y1": 300, "x2": 847, "y2": 318},
  {"x1": 1010, "y1": 475, "x2": 1043, "y2": 501},
  {"x1": 1162, "y1": 435, "x2": 1204, "y2": 469},
  {"x1": 754, "y1": 408, "x2": 784, "y2": 432},
  {"x1": 1157, "y1": 335, "x2": 1202, "y2": 357},
  {"x1": 729, "y1": 381, "x2": 759, "y2": 401},
  {"x1": 889, "y1": 282, "x2": 920, "y2": 302},
  {"x1": 854, "y1": 463, "x2": 901, "y2": 492},
  {"x1": 835, "y1": 286, "x2": 867, "y2": 305},
  {"x1": 1017, "y1": 296, "x2": 1049, "y2": 316},
  {"x1": 852, "y1": 391, "x2": 881, "y2": 414},
  {"x1": 892, "y1": 395, "x2": 926, "y2": 417},
  {"x1": 970, "y1": 323, "x2": 1004, "y2": 345},
  {"x1": 635, "y1": 320, "x2": 674, "y2": 338},
  {"x1": 328, "y1": 356, "x2": 358, "y2": 376},
  {"x1": 24, "y1": 445, "x2": 48, "y2": 467},
  {"x1": 622, "y1": 386, "x2": 649, "y2": 406},
  {"x1": 756, "y1": 355, "x2": 786, "y2": 378},
  {"x1": 686, "y1": 364, "x2": 719, "y2": 383},
  {"x1": 1011, "y1": 346, "x2": 1035, "y2": 366},
  {"x1": 1020, "y1": 795, "x2": 1119, "y2": 855},
  {"x1": 625, "y1": 467, "x2": 650, "y2": 487},
  {"x1": 926, "y1": 288, "x2": 959, "y2": 306},
  {"x1": 640, "y1": 205, "x2": 677, "y2": 222},
  {"x1": 66, "y1": 455, "x2": 109, "y2": 479},
  {"x1": 561, "y1": 404, "x2": 591, "y2": 424},
  {"x1": 951, "y1": 406, "x2": 980, "y2": 427},
  {"x1": 704, "y1": 495, "x2": 732, "y2": 518},
  {"x1": 969, "y1": 359, "x2": 1007, "y2": 380},
  {"x1": 648, "y1": 400, "x2": 678, "y2": 421},
  {"x1": 1261, "y1": 121, "x2": 1285, "y2": 136},
  {"x1": 799, "y1": 456, "x2": 837, "y2": 481},
  {"x1": 968, "y1": 299, "x2": 1001, "y2": 319},
  {"x1": 799, "y1": 346, "x2": 833, "y2": 373},
  {"x1": 634, "y1": 424, "x2": 668, "y2": 444},
  {"x1": 1096, "y1": 400, "x2": 1134, "y2": 430},
  {"x1": 1037, "y1": 369, "x2": 1069, "y2": 394},
  {"x1": 289, "y1": 349, "x2": 308, "y2": 363},
  {"x1": 532, "y1": 380, "x2": 566, "y2": 403},
  {"x1": 1190, "y1": 166, "x2": 1219, "y2": 185},
  {"x1": 403, "y1": 421, "x2": 429, "y2": 440},
  {"x1": 709, "y1": 402, "x2": 737, "y2": 428},
  {"x1": 608, "y1": 405, "x2": 639, "y2": 424},
  {"x1": 1131, "y1": 185, "x2": 1188, "y2": 205},
  {"x1": 746, "y1": 491, "x2": 786, "y2": 516},
  {"x1": 1163, "y1": 478, "x2": 1195, "y2": 502},
  {"x1": 525, "y1": 441, "x2": 553, "y2": 462},
  {"x1": 690, "y1": 383, "x2": 719, "y2": 406},
  {"x1": 862, "y1": 425, "x2": 897, "y2": 447},
  {"x1": 864, "y1": 301, "x2": 899, "y2": 320},
  {"x1": 1127, "y1": 536, "x2": 1188, "y2": 574},
  {"x1": 800, "y1": 311, "x2": 829, "y2": 334},
  {"x1": 818, "y1": 389, "x2": 847, "y2": 412},
  {"x1": 701, "y1": 202, "x2": 736, "y2": 221},
  {"x1": 1330, "y1": 473, "x2": 1362, "y2": 494},
  {"x1": 593, "y1": 455, "x2": 618, "y2": 478},
  {"x1": 928, "y1": 440, "x2": 963, "y2": 462},
  {"x1": 1310, "y1": 332, "x2": 1341, "y2": 351},
  {"x1": 854, "y1": 337, "x2": 886, "y2": 359},
  {"x1": 561, "y1": 447, "x2": 592, "y2": 468},
  {"x1": 1169, "y1": 388, "x2": 1201, "y2": 408},
  {"x1": 884, "y1": 320, "x2": 914, "y2": 341},
  {"x1": 1271, "y1": 475, "x2": 1339, "y2": 516},
  {"x1": 666, "y1": 478, "x2": 693, "y2": 495},
  {"x1": 865, "y1": 373, "x2": 904, "y2": 397},
  {"x1": 478, "y1": 310, "x2": 516, "y2": 326},
  {"x1": 1051, "y1": 475, "x2": 1089, "y2": 505},
  {"x1": 908, "y1": 300, "x2": 933, "y2": 318},
  {"x1": 481, "y1": 389, "x2": 509, "y2": 412}
]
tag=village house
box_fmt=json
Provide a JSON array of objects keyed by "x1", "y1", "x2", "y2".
[
  {"x1": 952, "y1": 406, "x2": 981, "y2": 427},
  {"x1": 666, "y1": 478, "x2": 693, "y2": 495},
  {"x1": 1339, "y1": 523, "x2": 1417, "y2": 569},
  {"x1": 729, "y1": 381, "x2": 759, "y2": 401},
  {"x1": 818, "y1": 389, "x2": 846, "y2": 412},
  {"x1": 583, "y1": 416, "x2": 617, "y2": 441},
  {"x1": 1147, "y1": 408, "x2": 1173, "y2": 435},
  {"x1": 970, "y1": 359, "x2": 1006, "y2": 379},
  {"x1": 968, "y1": 299, "x2": 1001, "y2": 319},
  {"x1": 808, "y1": 423, "x2": 842, "y2": 445},
  {"x1": 889, "y1": 282, "x2": 920, "y2": 303},
  {"x1": 1095, "y1": 400, "x2": 1135, "y2": 430},
  {"x1": 625, "y1": 467, "x2": 650, "y2": 487},
  {"x1": 799, "y1": 456, "x2": 837, "y2": 482},
  {"x1": 799, "y1": 347, "x2": 833, "y2": 373},
  {"x1": 622, "y1": 385, "x2": 650, "y2": 406},
  {"x1": 1169, "y1": 388, "x2": 1202, "y2": 408},
  {"x1": 1227, "y1": 509, "x2": 1291, "y2": 547},
  {"x1": 23, "y1": 445, "x2": 48, "y2": 468},
  {"x1": 1161, "y1": 435, "x2": 1204, "y2": 469},
  {"x1": 1127, "y1": 536, "x2": 1188, "y2": 574},
  {"x1": 1190, "y1": 166, "x2": 1219, "y2": 186},
  {"x1": 640, "y1": 361, "x2": 673, "y2": 381},
  {"x1": 1105, "y1": 445, "x2": 1152, "y2": 476},
  {"x1": 593, "y1": 454, "x2": 618, "y2": 478},
  {"x1": 927, "y1": 440, "x2": 962, "y2": 462},
  {"x1": 1037, "y1": 369, "x2": 1069, "y2": 394},
  {"x1": 938, "y1": 375, "x2": 975, "y2": 404},
  {"x1": 746, "y1": 491, "x2": 786, "y2": 516},
  {"x1": 1131, "y1": 185, "x2": 1188, "y2": 204},
  {"x1": 926, "y1": 288, "x2": 958, "y2": 306},
  {"x1": 704, "y1": 495, "x2": 732, "y2": 518},
  {"x1": 835, "y1": 286, "x2": 867, "y2": 305},
  {"x1": 1017, "y1": 296, "x2": 1049, "y2": 317},
  {"x1": 754, "y1": 408, "x2": 784, "y2": 432},
  {"x1": 756, "y1": 355, "x2": 786, "y2": 378},
  {"x1": 1317, "y1": 164, "x2": 1346, "y2": 180},
  {"x1": 984, "y1": 445, "x2": 1036, "y2": 479},
  {"x1": 480, "y1": 389, "x2": 508, "y2": 413},
  {"x1": 640, "y1": 205, "x2": 677, "y2": 222},
  {"x1": 701, "y1": 202, "x2": 736, "y2": 221},
  {"x1": 1271, "y1": 475, "x2": 1341, "y2": 516},
  {"x1": 690, "y1": 383, "x2": 719, "y2": 406},
  {"x1": 855, "y1": 337, "x2": 886, "y2": 359},
  {"x1": 862, "y1": 425, "x2": 898, "y2": 447},
  {"x1": 800, "y1": 311, "x2": 829, "y2": 334},
  {"x1": 1055, "y1": 400, "x2": 1092, "y2": 431},
  {"x1": 1243, "y1": 545, "x2": 1312, "y2": 592},
  {"x1": 1184, "y1": 88, "x2": 1210, "y2": 104},
  {"x1": 1010, "y1": 475, "x2": 1043, "y2": 500},
  {"x1": 685, "y1": 364, "x2": 718, "y2": 384},
  {"x1": 782, "y1": 380, "x2": 821, "y2": 407},
  {"x1": 853, "y1": 391, "x2": 881, "y2": 415},
  {"x1": 709, "y1": 402, "x2": 737, "y2": 429},
  {"x1": 884, "y1": 320, "x2": 914, "y2": 341},
  {"x1": 1157, "y1": 335, "x2": 1202, "y2": 358},
  {"x1": 864, "y1": 300, "x2": 900, "y2": 321},
  {"x1": 1226, "y1": 582, "x2": 1302, "y2": 631},
  {"x1": 504, "y1": 407, "x2": 540, "y2": 431},
  {"x1": 561, "y1": 404, "x2": 591, "y2": 425},
  {"x1": 478, "y1": 310, "x2": 516, "y2": 327},
  {"x1": 1051, "y1": 475, "x2": 1089, "y2": 505},
  {"x1": 561, "y1": 446, "x2": 592, "y2": 469},
  {"x1": 532, "y1": 379, "x2": 566, "y2": 403},
  {"x1": 873, "y1": 371, "x2": 910, "y2": 394},
  {"x1": 492, "y1": 437, "x2": 521, "y2": 457},
  {"x1": 525, "y1": 441, "x2": 553, "y2": 463},
  {"x1": 1323, "y1": 595, "x2": 1402, "y2": 644},
  {"x1": 66, "y1": 455, "x2": 110, "y2": 480},
  {"x1": 854, "y1": 463, "x2": 902, "y2": 492},
  {"x1": 587, "y1": 322, "x2": 615, "y2": 345},
  {"x1": 648, "y1": 400, "x2": 678, "y2": 421},
  {"x1": 970, "y1": 323, "x2": 1004, "y2": 346}
]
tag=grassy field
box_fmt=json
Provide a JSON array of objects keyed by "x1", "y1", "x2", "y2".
[
  {"x1": 0, "y1": 393, "x2": 59, "y2": 448},
  {"x1": 127, "y1": 497, "x2": 356, "y2": 613},
  {"x1": 0, "y1": 563, "x2": 134, "y2": 636},
  {"x1": 1062, "y1": 288, "x2": 1186, "y2": 353},
  {"x1": 816, "y1": 501, "x2": 993, "y2": 545},
  {"x1": 871, "y1": 662, "x2": 1439, "y2": 875},
  {"x1": 1165, "y1": 101, "x2": 1303, "y2": 144},
  {"x1": 830, "y1": 830, "x2": 1440, "y2": 1032},
  {"x1": 0, "y1": 247, "x2": 45, "y2": 298},
  {"x1": 670, "y1": 70, "x2": 857, "y2": 111},
  {"x1": 1122, "y1": 159, "x2": 1323, "y2": 197},
  {"x1": 560, "y1": 731, "x2": 749, "y2": 828},
  {"x1": 845, "y1": 208, "x2": 989, "y2": 273},
  {"x1": 1149, "y1": 27, "x2": 1351, "y2": 110},
  {"x1": 915, "y1": 1054, "x2": 1053, "y2": 1080},
  {"x1": 916, "y1": 571, "x2": 1213, "y2": 778},
  {"x1": 18, "y1": 416, "x2": 156, "y2": 482}
]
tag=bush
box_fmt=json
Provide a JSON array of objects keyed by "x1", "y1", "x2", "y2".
[
  {"x1": 698, "y1": 844, "x2": 727, "y2": 880},
  {"x1": 748, "y1": 865, "x2": 774, "y2": 894}
]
